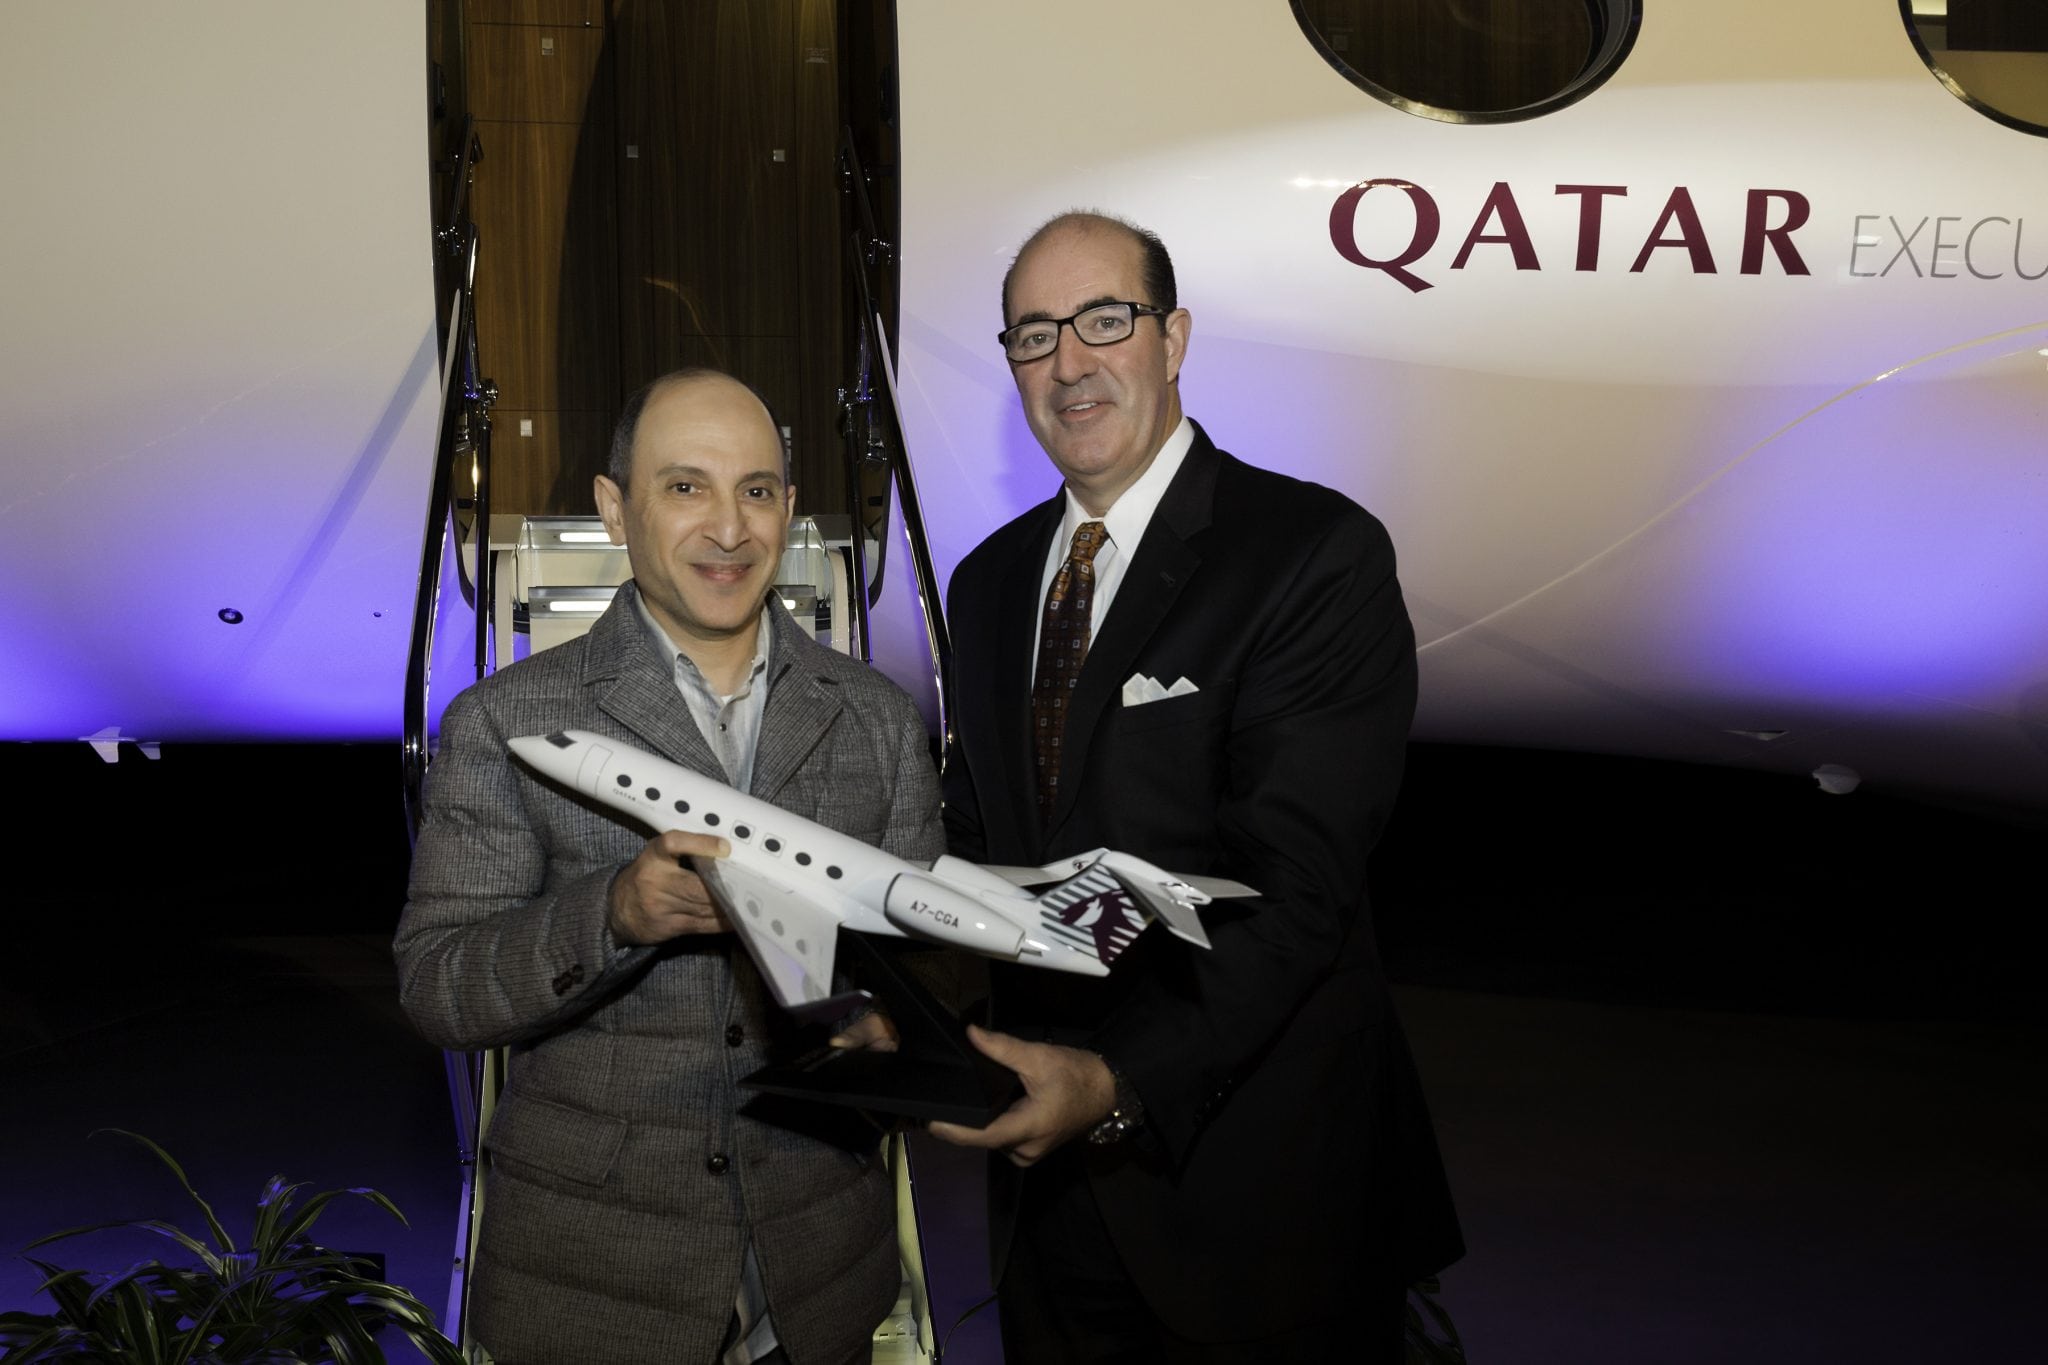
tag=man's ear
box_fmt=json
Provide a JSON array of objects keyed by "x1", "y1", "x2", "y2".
[
  {"x1": 594, "y1": 474, "x2": 628, "y2": 546},
  {"x1": 1163, "y1": 308, "x2": 1192, "y2": 385},
  {"x1": 783, "y1": 482, "x2": 798, "y2": 520}
]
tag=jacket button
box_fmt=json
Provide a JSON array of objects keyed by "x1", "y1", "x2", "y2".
[
  {"x1": 706, "y1": 1153, "x2": 730, "y2": 1174},
  {"x1": 725, "y1": 1024, "x2": 745, "y2": 1047}
]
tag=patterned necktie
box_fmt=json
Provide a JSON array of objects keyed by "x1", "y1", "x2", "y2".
[{"x1": 1032, "y1": 520, "x2": 1106, "y2": 821}]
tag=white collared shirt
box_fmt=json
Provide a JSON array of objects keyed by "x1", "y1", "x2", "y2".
[
  {"x1": 633, "y1": 594, "x2": 774, "y2": 793},
  {"x1": 1030, "y1": 416, "x2": 1195, "y2": 676}
]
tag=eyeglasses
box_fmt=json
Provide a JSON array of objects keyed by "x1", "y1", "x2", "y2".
[{"x1": 997, "y1": 301, "x2": 1168, "y2": 363}]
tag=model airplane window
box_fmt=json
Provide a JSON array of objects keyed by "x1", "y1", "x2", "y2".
[
  {"x1": 1901, "y1": 0, "x2": 2048, "y2": 135},
  {"x1": 1291, "y1": 0, "x2": 1639, "y2": 122}
]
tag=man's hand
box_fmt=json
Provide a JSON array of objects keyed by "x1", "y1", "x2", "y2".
[
  {"x1": 828, "y1": 1009, "x2": 900, "y2": 1052},
  {"x1": 607, "y1": 830, "x2": 733, "y2": 945},
  {"x1": 926, "y1": 1025, "x2": 1117, "y2": 1166}
]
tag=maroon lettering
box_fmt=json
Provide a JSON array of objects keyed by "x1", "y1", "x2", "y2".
[
  {"x1": 1629, "y1": 187, "x2": 1717, "y2": 274},
  {"x1": 1739, "y1": 189, "x2": 1811, "y2": 275},
  {"x1": 1329, "y1": 179, "x2": 1440, "y2": 293},
  {"x1": 1451, "y1": 181, "x2": 1540, "y2": 271},
  {"x1": 1556, "y1": 184, "x2": 1627, "y2": 271}
]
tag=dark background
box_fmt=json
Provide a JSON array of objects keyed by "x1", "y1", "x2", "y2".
[
  {"x1": 10, "y1": 736, "x2": 2034, "y2": 1018},
  {"x1": 4, "y1": 738, "x2": 2041, "y2": 1362}
]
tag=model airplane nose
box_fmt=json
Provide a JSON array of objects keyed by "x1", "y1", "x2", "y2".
[
  {"x1": 508, "y1": 730, "x2": 613, "y2": 794},
  {"x1": 506, "y1": 735, "x2": 550, "y2": 765}
]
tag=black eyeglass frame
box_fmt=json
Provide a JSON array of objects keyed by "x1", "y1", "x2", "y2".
[{"x1": 997, "y1": 301, "x2": 1169, "y2": 362}]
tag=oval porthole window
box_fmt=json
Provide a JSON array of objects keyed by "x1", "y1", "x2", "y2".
[
  {"x1": 1900, "y1": 0, "x2": 2048, "y2": 136},
  {"x1": 1290, "y1": 0, "x2": 1641, "y2": 124}
]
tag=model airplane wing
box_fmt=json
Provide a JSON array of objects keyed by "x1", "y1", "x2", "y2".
[{"x1": 695, "y1": 857, "x2": 864, "y2": 1017}]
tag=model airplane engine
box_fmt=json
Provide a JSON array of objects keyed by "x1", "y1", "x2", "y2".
[{"x1": 882, "y1": 874, "x2": 1027, "y2": 959}]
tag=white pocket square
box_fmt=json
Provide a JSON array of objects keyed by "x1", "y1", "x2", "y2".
[{"x1": 1122, "y1": 673, "x2": 1199, "y2": 707}]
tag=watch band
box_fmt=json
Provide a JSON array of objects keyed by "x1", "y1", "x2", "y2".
[{"x1": 1086, "y1": 1057, "x2": 1145, "y2": 1145}]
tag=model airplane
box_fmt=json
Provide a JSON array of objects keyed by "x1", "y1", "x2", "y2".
[{"x1": 507, "y1": 729, "x2": 1252, "y2": 1015}]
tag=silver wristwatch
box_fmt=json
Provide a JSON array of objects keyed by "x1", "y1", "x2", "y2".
[{"x1": 1086, "y1": 1059, "x2": 1145, "y2": 1145}]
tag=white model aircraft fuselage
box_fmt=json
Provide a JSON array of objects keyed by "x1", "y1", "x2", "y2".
[{"x1": 508, "y1": 728, "x2": 1233, "y2": 1013}]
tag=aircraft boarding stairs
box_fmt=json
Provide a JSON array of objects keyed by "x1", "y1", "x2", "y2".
[{"x1": 480, "y1": 512, "x2": 867, "y2": 667}]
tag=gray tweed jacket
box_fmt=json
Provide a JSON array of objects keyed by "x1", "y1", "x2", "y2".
[{"x1": 396, "y1": 584, "x2": 944, "y2": 1365}]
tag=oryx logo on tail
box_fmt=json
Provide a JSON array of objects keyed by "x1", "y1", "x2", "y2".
[{"x1": 1036, "y1": 865, "x2": 1147, "y2": 964}]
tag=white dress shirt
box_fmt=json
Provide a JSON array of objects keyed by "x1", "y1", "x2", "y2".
[{"x1": 1030, "y1": 416, "x2": 1195, "y2": 677}]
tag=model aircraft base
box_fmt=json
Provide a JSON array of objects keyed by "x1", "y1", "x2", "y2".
[{"x1": 741, "y1": 931, "x2": 1020, "y2": 1126}]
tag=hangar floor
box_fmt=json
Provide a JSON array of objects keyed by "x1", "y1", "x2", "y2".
[{"x1": 2, "y1": 743, "x2": 2041, "y2": 1363}]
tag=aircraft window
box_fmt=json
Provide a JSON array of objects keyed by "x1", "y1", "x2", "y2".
[
  {"x1": 764, "y1": 837, "x2": 783, "y2": 854},
  {"x1": 673, "y1": 799, "x2": 691, "y2": 815},
  {"x1": 733, "y1": 824, "x2": 752, "y2": 840},
  {"x1": 616, "y1": 773, "x2": 632, "y2": 787},
  {"x1": 645, "y1": 788, "x2": 661, "y2": 801},
  {"x1": 1290, "y1": 0, "x2": 1639, "y2": 123},
  {"x1": 1900, "y1": 1, "x2": 2048, "y2": 136},
  {"x1": 796, "y1": 852, "x2": 813, "y2": 866},
  {"x1": 827, "y1": 866, "x2": 843, "y2": 880},
  {"x1": 705, "y1": 813, "x2": 720, "y2": 827}
]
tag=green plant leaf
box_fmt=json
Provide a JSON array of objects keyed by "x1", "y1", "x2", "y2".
[
  {"x1": 93, "y1": 1128, "x2": 235, "y2": 1254},
  {"x1": 98, "y1": 1276, "x2": 172, "y2": 1365},
  {"x1": 248, "y1": 1175, "x2": 308, "y2": 1259},
  {"x1": 0, "y1": 1318, "x2": 85, "y2": 1363},
  {"x1": 24, "y1": 1216, "x2": 163, "y2": 1252},
  {"x1": 21, "y1": 1259, "x2": 95, "y2": 1322},
  {"x1": 271, "y1": 1184, "x2": 409, "y2": 1254},
  {"x1": 307, "y1": 1290, "x2": 386, "y2": 1364}
]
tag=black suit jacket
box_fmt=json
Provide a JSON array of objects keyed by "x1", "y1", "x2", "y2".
[{"x1": 942, "y1": 424, "x2": 1462, "y2": 1339}]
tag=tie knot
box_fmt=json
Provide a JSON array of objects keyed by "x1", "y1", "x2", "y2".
[{"x1": 1069, "y1": 521, "x2": 1106, "y2": 564}]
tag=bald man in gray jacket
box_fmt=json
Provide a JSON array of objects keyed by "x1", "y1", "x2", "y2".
[{"x1": 398, "y1": 370, "x2": 942, "y2": 1364}]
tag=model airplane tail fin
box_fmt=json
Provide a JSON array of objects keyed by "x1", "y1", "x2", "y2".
[
  {"x1": 1026, "y1": 850, "x2": 1247, "y2": 963},
  {"x1": 1031, "y1": 862, "x2": 1153, "y2": 966}
]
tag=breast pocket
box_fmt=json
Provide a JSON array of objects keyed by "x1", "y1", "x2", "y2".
[{"x1": 1112, "y1": 685, "x2": 1233, "y2": 735}]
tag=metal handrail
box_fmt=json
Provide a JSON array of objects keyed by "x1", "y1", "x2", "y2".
[
  {"x1": 436, "y1": 118, "x2": 482, "y2": 259},
  {"x1": 837, "y1": 130, "x2": 953, "y2": 727},
  {"x1": 401, "y1": 238, "x2": 496, "y2": 838},
  {"x1": 402, "y1": 122, "x2": 498, "y2": 1352}
]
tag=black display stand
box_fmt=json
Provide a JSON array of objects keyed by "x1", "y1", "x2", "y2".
[{"x1": 740, "y1": 930, "x2": 1019, "y2": 1126}]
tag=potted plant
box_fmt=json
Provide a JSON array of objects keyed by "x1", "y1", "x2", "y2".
[{"x1": 0, "y1": 1130, "x2": 463, "y2": 1364}]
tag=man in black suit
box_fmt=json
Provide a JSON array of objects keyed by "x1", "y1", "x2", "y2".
[{"x1": 929, "y1": 212, "x2": 1462, "y2": 1362}]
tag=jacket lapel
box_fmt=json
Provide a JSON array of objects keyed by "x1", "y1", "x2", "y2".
[
  {"x1": 752, "y1": 602, "x2": 844, "y2": 802},
  {"x1": 994, "y1": 498, "x2": 1064, "y2": 850},
  {"x1": 1044, "y1": 428, "x2": 1221, "y2": 839},
  {"x1": 586, "y1": 584, "x2": 724, "y2": 775}
]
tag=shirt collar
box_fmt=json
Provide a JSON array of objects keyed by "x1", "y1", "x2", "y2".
[
  {"x1": 632, "y1": 589, "x2": 773, "y2": 698},
  {"x1": 1061, "y1": 416, "x2": 1195, "y2": 557}
]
